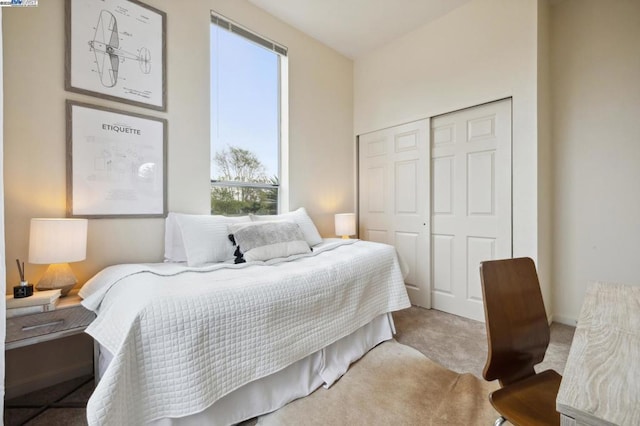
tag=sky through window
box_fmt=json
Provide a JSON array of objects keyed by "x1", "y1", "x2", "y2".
[{"x1": 210, "y1": 25, "x2": 279, "y2": 181}]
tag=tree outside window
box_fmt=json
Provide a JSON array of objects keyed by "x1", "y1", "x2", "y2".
[{"x1": 210, "y1": 146, "x2": 277, "y2": 215}]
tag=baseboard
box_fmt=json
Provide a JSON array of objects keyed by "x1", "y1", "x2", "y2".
[
  {"x1": 550, "y1": 314, "x2": 577, "y2": 326},
  {"x1": 4, "y1": 360, "x2": 93, "y2": 400}
]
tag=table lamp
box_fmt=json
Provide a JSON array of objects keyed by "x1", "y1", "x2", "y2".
[
  {"x1": 335, "y1": 213, "x2": 356, "y2": 239},
  {"x1": 28, "y1": 218, "x2": 88, "y2": 296}
]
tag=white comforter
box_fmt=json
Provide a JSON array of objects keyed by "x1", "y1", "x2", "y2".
[{"x1": 80, "y1": 239, "x2": 410, "y2": 426}]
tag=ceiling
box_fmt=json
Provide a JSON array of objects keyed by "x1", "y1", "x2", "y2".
[{"x1": 248, "y1": 0, "x2": 472, "y2": 59}]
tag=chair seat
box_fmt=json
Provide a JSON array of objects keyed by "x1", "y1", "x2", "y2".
[{"x1": 489, "y1": 369, "x2": 562, "y2": 426}]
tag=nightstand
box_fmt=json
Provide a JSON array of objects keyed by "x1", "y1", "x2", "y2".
[
  {"x1": 5, "y1": 290, "x2": 95, "y2": 350},
  {"x1": 4, "y1": 290, "x2": 97, "y2": 418}
]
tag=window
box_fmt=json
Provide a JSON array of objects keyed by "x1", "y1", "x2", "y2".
[{"x1": 210, "y1": 13, "x2": 287, "y2": 215}]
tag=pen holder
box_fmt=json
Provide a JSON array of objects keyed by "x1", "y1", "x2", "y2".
[{"x1": 13, "y1": 281, "x2": 34, "y2": 298}]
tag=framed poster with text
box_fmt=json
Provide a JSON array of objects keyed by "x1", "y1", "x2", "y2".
[
  {"x1": 66, "y1": 100, "x2": 167, "y2": 218},
  {"x1": 65, "y1": 0, "x2": 167, "y2": 111}
]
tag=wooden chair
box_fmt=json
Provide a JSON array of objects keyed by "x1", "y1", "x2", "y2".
[{"x1": 479, "y1": 257, "x2": 562, "y2": 426}]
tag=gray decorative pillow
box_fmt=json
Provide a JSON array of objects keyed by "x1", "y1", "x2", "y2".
[
  {"x1": 249, "y1": 207, "x2": 323, "y2": 247},
  {"x1": 228, "y1": 221, "x2": 311, "y2": 263}
]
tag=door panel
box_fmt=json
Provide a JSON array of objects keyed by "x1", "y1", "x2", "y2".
[
  {"x1": 432, "y1": 157, "x2": 454, "y2": 214},
  {"x1": 467, "y1": 151, "x2": 495, "y2": 215},
  {"x1": 431, "y1": 99, "x2": 512, "y2": 321},
  {"x1": 367, "y1": 229, "x2": 388, "y2": 245},
  {"x1": 395, "y1": 160, "x2": 418, "y2": 213},
  {"x1": 359, "y1": 119, "x2": 430, "y2": 308},
  {"x1": 395, "y1": 231, "x2": 419, "y2": 285},
  {"x1": 366, "y1": 166, "x2": 386, "y2": 213},
  {"x1": 432, "y1": 234, "x2": 454, "y2": 294}
]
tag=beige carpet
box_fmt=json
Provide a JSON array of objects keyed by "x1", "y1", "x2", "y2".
[{"x1": 257, "y1": 340, "x2": 500, "y2": 426}]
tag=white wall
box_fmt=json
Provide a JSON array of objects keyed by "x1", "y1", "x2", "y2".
[
  {"x1": 537, "y1": 0, "x2": 553, "y2": 320},
  {"x1": 550, "y1": 0, "x2": 640, "y2": 323},
  {"x1": 3, "y1": 0, "x2": 353, "y2": 395},
  {"x1": 354, "y1": 0, "x2": 548, "y2": 306}
]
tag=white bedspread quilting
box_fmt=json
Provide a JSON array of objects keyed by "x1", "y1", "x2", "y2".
[{"x1": 80, "y1": 240, "x2": 410, "y2": 425}]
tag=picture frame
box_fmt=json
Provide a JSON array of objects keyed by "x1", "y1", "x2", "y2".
[
  {"x1": 66, "y1": 100, "x2": 167, "y2": 218},
  {"x1": 65, "y1": 0, "x2": 167, "y2": 111}
]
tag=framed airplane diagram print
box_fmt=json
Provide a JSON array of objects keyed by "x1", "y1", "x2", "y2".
[{"x1": 65, "y1": 0, "x2": 167, "y2": 111}]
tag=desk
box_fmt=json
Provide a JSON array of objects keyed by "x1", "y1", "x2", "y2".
[{"x1": 556, "y1": 282, "x2": 640, "y2": 426}]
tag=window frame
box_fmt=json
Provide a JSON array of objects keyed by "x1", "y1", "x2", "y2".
[{"x1": 209, "y1": 11, "x2": 289, "y2": 214}]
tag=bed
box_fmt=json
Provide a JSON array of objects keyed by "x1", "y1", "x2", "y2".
[{"x1": 79, "y1": 209, "x2": 411, "y2": 425}]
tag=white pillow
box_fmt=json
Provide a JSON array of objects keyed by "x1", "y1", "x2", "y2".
[
  {"x1": 174, "y1": 213, "x2": 250, "y2": 266},
  {"x1": 250, "y1": 207, "x2": 322, "y2": 247},
  {"x1": 228, "y1": 221, "x2": 311, "y2": 263},
  {"x1": 164, "y1": 212, "x2": 187, "y2": 262}
]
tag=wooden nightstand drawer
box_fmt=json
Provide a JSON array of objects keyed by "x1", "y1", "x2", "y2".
[{"x1": 6, "y1": 304, "x2": 95, "y2": 350}]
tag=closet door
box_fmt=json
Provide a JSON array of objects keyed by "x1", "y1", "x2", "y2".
[
  {"x1": 358, "y1": 119, "x2": 430, "y2": 308},
  {"x1": 430, "y1": 99, "x2": 512, "y2": 321}
]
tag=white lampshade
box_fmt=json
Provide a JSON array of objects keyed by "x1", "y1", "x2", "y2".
[
  {"x1": 29, "y1": 218, "x2": 88, "y2": 264},
  {"x1": 29, "y1": 218, "x2": 88, "y2": 296},
  {"x1": 335, "y1": 213, "x2": 356, "y2": 238}
]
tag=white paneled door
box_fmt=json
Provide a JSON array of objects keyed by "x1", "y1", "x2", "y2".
[
  {"x1": 359, "y1": 120, "x2": 430, "y2": 308},
  {"x1": 431, "y1": 99, "x2": 512, "y2": 321}
]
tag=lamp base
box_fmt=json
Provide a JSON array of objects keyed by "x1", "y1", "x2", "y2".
[{"x1": 36, "y1": 263, "x2": 77, "y2": 296}]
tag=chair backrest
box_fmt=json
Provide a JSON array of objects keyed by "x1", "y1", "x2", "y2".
[{"x1": 479, "y1": 257, "x2": 550, "y2": 387}]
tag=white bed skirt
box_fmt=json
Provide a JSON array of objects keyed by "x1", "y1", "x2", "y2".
[{"x1": 97, "y1": 313, "x2": 396, "y2": 426}]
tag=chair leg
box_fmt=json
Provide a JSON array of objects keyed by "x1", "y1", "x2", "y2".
[{"x1": 493, "y1": 416, "x2": 507, "y2": 426}]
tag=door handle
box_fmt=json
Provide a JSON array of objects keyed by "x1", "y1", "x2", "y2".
[{"x1": 22, "y1": 320, "x2": 64, "y2": 331}]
